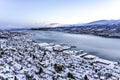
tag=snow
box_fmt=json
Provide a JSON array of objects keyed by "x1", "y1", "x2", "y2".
[
  {"x1": 84, "y1": 19, "x2": 120, "y2": 26},
  {"x1": 50, "y1": 19, "x2": 120, "y2": 39},
  {"x1": 83, "y1": 55, "x2": 96, "y2": 60},
  {"x1": 0, "y1": 30, "x2": 120, "y2": 80},
  {"x1": 38, "y1": 43, "x2": 50, "y2": 47},
  {"x1": 95, "y1": 58, "x2": 116, "y2": 67}
]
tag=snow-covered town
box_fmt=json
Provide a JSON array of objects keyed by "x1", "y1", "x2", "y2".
[{"x1": 0, "y1": 30, "x2": 120, "y2": 80}]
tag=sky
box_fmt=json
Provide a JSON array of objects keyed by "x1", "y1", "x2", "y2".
[{"x1": 0, "y1": 0, "x2": 120, "y2": 25}]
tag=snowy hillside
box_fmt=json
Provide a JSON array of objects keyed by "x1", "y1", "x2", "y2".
[
  {"x1": 35, "y1": 19, "x2": 120, "y2": 38},
  {"x1": 84, "y1": 20, "x2": 120, "y2": 26}
]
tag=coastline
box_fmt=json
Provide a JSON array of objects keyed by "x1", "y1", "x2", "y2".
[
  {"x1": 30, "y1": 27, "x2": 120, "y2": 39},
  {"x1": 0, "y1": 30, "x2": 120, "y2": 80}
]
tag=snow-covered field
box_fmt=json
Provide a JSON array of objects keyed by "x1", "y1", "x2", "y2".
[{"x1": 0, "y1": 30, "x2": 120, "y2": 80}]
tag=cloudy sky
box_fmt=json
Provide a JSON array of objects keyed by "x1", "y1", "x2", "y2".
[{"x1": 0, "y1": 0, "x2": 120, "y2": 25}]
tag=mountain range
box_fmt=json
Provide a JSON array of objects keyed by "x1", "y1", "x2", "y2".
[
  {"x1": 1, "y1": 19, "x2": 120, "y2": 38},
  {"x1": 31, "y1": 19, "x2": 120, "y2": 38}
]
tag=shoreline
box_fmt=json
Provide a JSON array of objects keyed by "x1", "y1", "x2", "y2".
[
  {"x1": 0, "y1": 30, "x2": 120, "y2": 80},
  {"x1": 30, "y1": 28, "x2": 120, "y2": 39}
]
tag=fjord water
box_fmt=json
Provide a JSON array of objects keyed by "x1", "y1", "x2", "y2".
[{"x1": 26, "y1": 30, "x2": 120, "y2": 61}]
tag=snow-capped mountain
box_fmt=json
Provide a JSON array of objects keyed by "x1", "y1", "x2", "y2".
[
  {"x1": 0, "y1": 21, "x2": 63, "y2": 30},
  {"x1": 83, "y1": 19, "x2": 120, "y2": 26},
  {"x1": 33, "y1": 19, "x2": 120, "y2": 38}
]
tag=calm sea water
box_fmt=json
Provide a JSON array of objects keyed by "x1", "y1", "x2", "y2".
[{"x1": 23, "y1": 30, "x2": 120, "y2": 61}]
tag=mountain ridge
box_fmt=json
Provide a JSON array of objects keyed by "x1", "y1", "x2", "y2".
[{"x1": 30, "y1": 19, "x2": 120, "y2": 38}]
